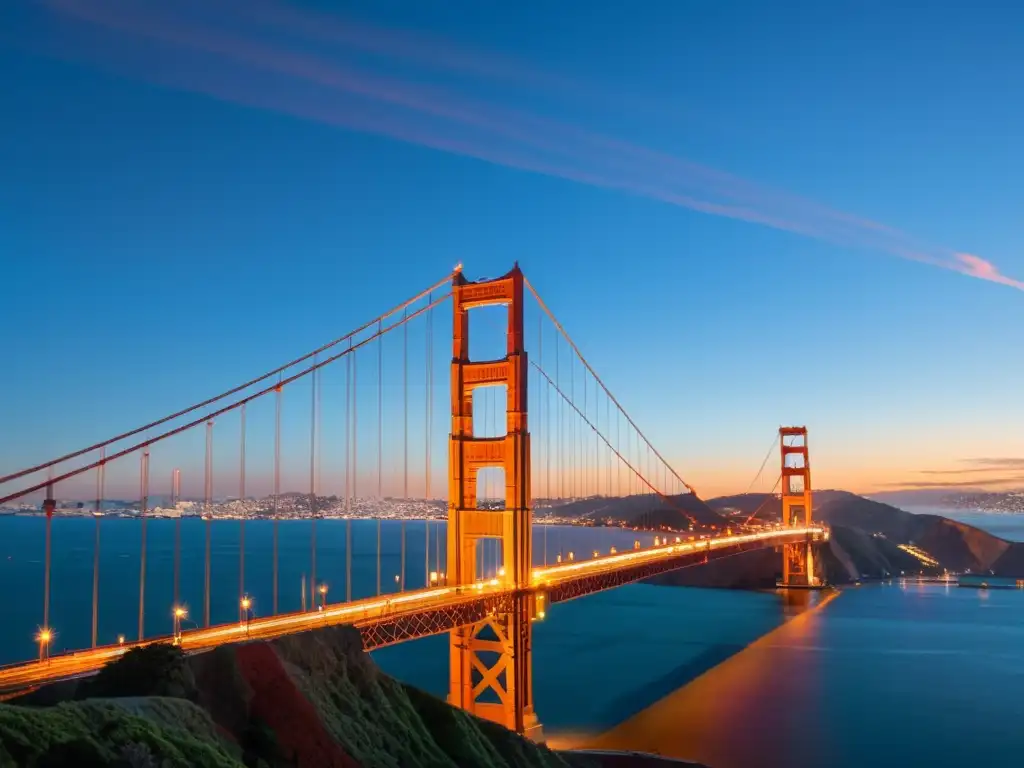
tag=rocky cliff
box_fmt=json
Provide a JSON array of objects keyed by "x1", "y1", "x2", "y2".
[{"x1": 1, "y1": 628, "x2": 702, "y2": 768}]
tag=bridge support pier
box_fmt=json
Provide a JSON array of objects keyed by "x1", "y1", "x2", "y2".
[
  {"x1": 447, "y1": 266, "x2": 542, "y2": 739},
  {"x1": 779, "y1": 426, "x2": 817, "y2": 587},
  {"x1": 449, "y1": 592, "x2": 542, "y2": 740}
]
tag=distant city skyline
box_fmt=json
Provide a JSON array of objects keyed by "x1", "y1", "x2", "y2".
[{"x1": 2, "y1": 1, "x2": 1022, "y2": 499}]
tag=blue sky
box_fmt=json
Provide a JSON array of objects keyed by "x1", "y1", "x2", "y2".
[{"x1": 1, "y1": 0, "x2": 1022, "y2": 499}]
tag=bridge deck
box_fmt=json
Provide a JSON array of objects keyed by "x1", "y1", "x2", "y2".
[{"x1": 0, "y1": 527, "x2": 822, "y2": 694}]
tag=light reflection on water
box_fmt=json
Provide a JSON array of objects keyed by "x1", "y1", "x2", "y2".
[{"x1": 555, "y1": 584, "x2": 1024, "y2": 768}]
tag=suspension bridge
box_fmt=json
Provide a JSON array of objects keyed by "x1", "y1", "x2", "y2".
[{"x1": 0, "y1": 264, "x2": 824, "y2": 738}]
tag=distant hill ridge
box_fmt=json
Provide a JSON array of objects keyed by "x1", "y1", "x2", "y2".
[
  {"x1": 703, "y1": 489, "x2": 1024, "y2": 579},
  {"x1": 548, "y1": 493, "x2": 726, "y2": 528}
]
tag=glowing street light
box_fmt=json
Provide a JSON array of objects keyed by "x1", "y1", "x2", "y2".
[
  {"x1": 429, "y1": 570, "x2": 439, "y2": 584},
  {"x1": 172, "y1": 606, "x2": 187, "y2": 644},
  {"x1": 117, "y1": 634, "x2": 125, "y2": 647},
  {"x1": 36, "y1": 628, "x2": 53, "y2": 662},
  {"x1": 240, "y1": 596, "x2": 253, "y2": 633},
  {"x1": 318, "y1": 583, "x2": 328, "y2": 611}
]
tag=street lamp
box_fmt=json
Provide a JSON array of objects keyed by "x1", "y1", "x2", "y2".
[
  {"x1": 240, "y1": 596, "x2": 252, "y2": 634},
  {"x1": 172, "y1": 606, "x2": 187, "y2": 644},
  {"x1": 318, "y1": 583, "x2": 328, "y2": 611},
  {"x1": 36, "y1": 628, "x2": 53, "y2": 662},
  {"x1": 117, "y1": 634, "x2": 125, "y2": 647}
]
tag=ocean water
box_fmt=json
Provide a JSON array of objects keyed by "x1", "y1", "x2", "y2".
[
  {"x1": 567, "y1": 583, "x2": 1024, "y2": 767},
  {"x1": 0, "y1": 517, "x2": 654, "y2": 664},
  {"x1": 3, "y1": 516, "x2": 1023, "y2": 766}
]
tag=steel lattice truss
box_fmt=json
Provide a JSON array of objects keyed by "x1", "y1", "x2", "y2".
[
  {"x1": 357, "y1": 592, "x2": 520, "y2": 650},
  {"x1": 356, "y1": 535, "x2": 817, "y2": 648},
  {"x1": 544, "y1": 533, "x2": 815, "y2": 605}
]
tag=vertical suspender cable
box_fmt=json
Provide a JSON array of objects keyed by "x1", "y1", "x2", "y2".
[
  {"x1": 174, "y1": 468, "x2": 181, "y2": 610},
  {"x1": 239, "y1": 403, "x2": 246, "y2": 606},
  {"x1": 402, "y1": 308, "x2": 408, "y2": 590},
  {"x1": 425, "y1": 292, "x2": 433, "y2": 580},
  {"x1": 92, "y1": 447, "x2": 104, "y2": 647},
  {"x1": 377, "y1": 321, "x2": 383, "y2": 597},
  {"x1": 310, "y1": 358, "x2": 318, "y2": 610},
  {"x1": 352, "y1": 345, "x2": 359, "y2": 597},
  {"x1": 345, "y1": 343, "x2": 352, "y2": 603},
  {"x1": 138, "y1": 449, "x2": 150, "y2": 640},
  {"x1": 204, "y1": 422, "x2": 213, "y2": 628},
  {"x1": 273, "y1": 380, "x2": 281, "y2": 614},
  {"x1": 43, "y1": 469, "x2": 53, "y2": 637},
  {"x1": 539, "y1": 314, "x2": 547, "y2": 566}
]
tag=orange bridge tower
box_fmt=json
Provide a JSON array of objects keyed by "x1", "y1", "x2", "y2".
[
  {"x1": 779, "y1": 426, "x2": 816, "y2": 586},
  {"x1": 447, "y1": 265, "x2": 541, "y2": 738}
]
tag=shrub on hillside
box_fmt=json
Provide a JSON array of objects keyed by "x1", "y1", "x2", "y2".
[{"x1": 82, "y1": 644, "x2": 198, "y2": 701}]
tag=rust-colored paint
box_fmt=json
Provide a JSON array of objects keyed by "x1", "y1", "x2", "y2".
[
  {"x1": 780, "y1": 426, "x2": 816, "y2": 586},
  {"x1": 447, "y1": 265, "x2": 540, "y2": 739}
]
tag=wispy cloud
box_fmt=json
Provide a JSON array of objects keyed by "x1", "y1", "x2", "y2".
[
  {"x1": 954, "y1": 254, "x2": 1024, "y2": 290},
  {"x1": 35, "y1": 0, "x2": 1024, "y2": 292},
  {"x1": 917, "y1": 458, "x2": 1024, "y2": 475},
  {"x1": 884, "y1": 475, "x2": 1024, "y2": 489}
]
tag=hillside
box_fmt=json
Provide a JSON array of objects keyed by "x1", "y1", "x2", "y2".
[
  {"x1": 705, "y1": 489, "x2": 1024, "y2": 576},
  {"x1": 550, "y1": 493, "x2": 725, "y2": 528},
  {"x1": 706, "y1": 489, "x2": 858, "y2": 523},
  {"x1": 2, "y1": 629, "x2": 703, "y2": 768},
  {"x1": 814, "y1": 491, "x2": 1013, "y2": 573},
  {"x1": 650, "y1": 489, "x2": 1024, "y2": 589}
]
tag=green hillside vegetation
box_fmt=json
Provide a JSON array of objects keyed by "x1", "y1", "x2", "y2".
[
  {"x1": 1, "y1": 631, "x2": 695, "y2": 768},
  {"x1": 0, "y1": 697, "x2": 239, "y2": 767}
]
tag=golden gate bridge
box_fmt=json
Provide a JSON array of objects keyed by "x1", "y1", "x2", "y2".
[{"x1": 0, "y1": 264, "x2": 824, "y2": 738}]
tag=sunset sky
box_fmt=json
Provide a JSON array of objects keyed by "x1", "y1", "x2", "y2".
[{"x1": 2, "y1": 0, "x2": 1022, "y2": 500}]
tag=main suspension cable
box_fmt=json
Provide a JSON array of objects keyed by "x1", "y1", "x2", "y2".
[
  {"x1": 1, "y1": 293, "x2": 451, "y2": 506},
  {"x1": 1, "y1": 272, "x2": 457, "y2": 486},
  {"x1": 524, "y1": 276, "x2": 695, "y2": 496}
]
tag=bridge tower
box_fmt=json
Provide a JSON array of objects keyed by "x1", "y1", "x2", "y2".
[
  {"x1": 779, "y1": 426, "x2": 816, "y2": 586},
  {"x1": 447, "y1": 265, "x2": 541, "y2": 739}
]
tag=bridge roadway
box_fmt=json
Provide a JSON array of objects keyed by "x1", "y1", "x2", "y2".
[{"x1": 0, "y1": 527, "x2": 823, "y2": 695}]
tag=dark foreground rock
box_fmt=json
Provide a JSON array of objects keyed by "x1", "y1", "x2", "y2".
[{"x1": 0, "y1": 628, "x2": 705, "y2": 768}]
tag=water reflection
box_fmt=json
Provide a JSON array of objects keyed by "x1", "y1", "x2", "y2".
[{"x1": 571, "y1": 590, "x2": 837, "y2": 767}]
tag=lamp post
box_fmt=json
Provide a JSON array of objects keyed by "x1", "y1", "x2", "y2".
[
  {"x1": 240, "y1": 596, "x2": 252, "y2": 635},
  {"x1": 172, "y1": 606, "x2": 186, "y2": 645},
  {"x1": 318, "y1": 583, "x2": 328, "y2": 611},
  {"x1": 36, "y1": 628, "x2": 52, "y2": 663}
]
